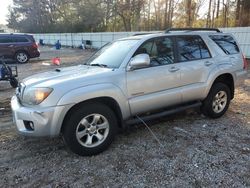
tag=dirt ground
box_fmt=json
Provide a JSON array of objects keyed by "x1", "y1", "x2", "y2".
[{"x1": 0, "y1": 47, "x2": 250, "y2": 187}]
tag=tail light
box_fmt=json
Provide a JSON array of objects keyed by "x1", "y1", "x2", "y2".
[
  {"x1": 32, "y1": 42, "x2": 38, "y2": 49},
  {"x1": 242, "y1": 54, "x2": 248, "y2": 70}
]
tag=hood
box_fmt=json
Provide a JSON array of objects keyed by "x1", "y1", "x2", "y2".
[{"x1": 22, "y1": 65, "x2": 112, "y2": 87}]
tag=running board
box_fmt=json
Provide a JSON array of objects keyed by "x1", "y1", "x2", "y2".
[{"x1": 126, "y1": 101, "x2": 202, "y2": 125}]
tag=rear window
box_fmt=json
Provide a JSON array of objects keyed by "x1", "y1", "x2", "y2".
[
  {"x1": 25, "y1": 35, "x2": 35, "y2": 42},
  {"x1": 209, "y1": 35, "x2": 239, "y2": 55},
  {"x1": 13, "y1": 36, "x2": 29, "y2": 43}
]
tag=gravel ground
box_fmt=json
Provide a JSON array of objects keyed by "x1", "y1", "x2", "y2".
[{"x1": 0, "y1": 48, "x2": 249, "y2": 187}]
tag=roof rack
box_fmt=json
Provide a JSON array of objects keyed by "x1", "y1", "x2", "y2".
[
  {"x1": 133, "y1": 33, "x2": 154, "y2": 36},
  {"x1": 165, "y1": 28, "x2": 221, "y2": 33}
]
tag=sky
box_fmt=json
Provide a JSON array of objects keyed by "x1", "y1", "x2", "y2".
[{"x1": 0, "y1": 0, "x2": 13, "y2": 25}]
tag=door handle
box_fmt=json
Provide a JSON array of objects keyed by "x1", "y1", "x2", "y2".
[
  {"x1": 168, "y1": 67, "x2": 179, "y2": 72},
  {"x1": 8, "y1": 45, "x2": 14, "y2": 48},
  {"x1": 204, "y1": 61, "x2": 213, "y2": 66}
]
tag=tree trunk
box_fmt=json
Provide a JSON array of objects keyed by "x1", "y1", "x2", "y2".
[
  {"x1": 164, "y1": 0, "x2": 169, "y2": 28},
  {"x1": 167, "y1": 0, "x2": 172, "y2": 27},
  {"x1": 186, "y1": 0, "x2": 192, "y2": 27},
  {"x1": 234, "y1": 0, "x2": 241, "y2": 26},
  {"x1": 147, "y1": 0, "x2": 151, "y2": 30},
  {"x1": 212, "y1": 0, "x2": 216, "y2": 27},
  {"x1": 206, "y1": 0, "x2": 212, "y2": 27},
  {"x1": 241, "y1": 0, "x2": 250, "y2": 26},
  {"x1": 216, "y1": 0, "x2": 220, "y2": 19}
]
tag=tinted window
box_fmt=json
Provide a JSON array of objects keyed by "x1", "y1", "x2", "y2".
[
  {"x1": 176, "y1": 36, "x2": 211, "y2": 62},
  {"x1": 13, "y1": 36, "x2": 29, "y2": 43},
  {"x1": 134, "y1": 37, "x2": 174, "y2": 66},
  {"x1": 27, "y1": 35, "x2": 35, "y2": 42},
  {"x1": 0, "y1": 36, "x2": 13, "y2": 43},
  {"x1": 209, "y1": 35, "x2": 239, "y2": 54}
]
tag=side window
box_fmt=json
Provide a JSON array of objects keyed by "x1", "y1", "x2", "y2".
[
  {"x1": 134, "y1": 37, "x2": 174, "y2": 67},
  {"x1": 198, "y1": 38, "x2": 211, "y2": 59},
  {"x1": 209, "y1": 35, "x2": 239, "y2": 54},
  {"x1": 176, "y1": 36, "x2": 211, "y2": 62},
  {"x1": 13, "y1": 36, "x2": 29, "y2": 43},
  {"x1": 134, "y1": 40, "x2": 154, "y2": 55},
  {"x1": 155, "y1": 37, "x2": 174, "y2": 64},
  {"x1": 0, "y1": 36, "x2": 13, "y2": 43}
]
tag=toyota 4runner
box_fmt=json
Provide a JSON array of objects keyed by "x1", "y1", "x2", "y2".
[{"x1": 11, "y1": 28, "x2": 248, "y2": 156}]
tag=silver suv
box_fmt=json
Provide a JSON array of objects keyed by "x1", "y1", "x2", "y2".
[{"x1": 11, "y1": 28, "x2": 248, "y2": 156}]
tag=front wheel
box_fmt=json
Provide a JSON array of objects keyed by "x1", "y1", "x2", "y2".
[
  {"x1": 62, "y1": 103, "x2": 118, "y2": 156},
  {"x1": 201, "y1": 83, "x2": 231, "y2": 118}
]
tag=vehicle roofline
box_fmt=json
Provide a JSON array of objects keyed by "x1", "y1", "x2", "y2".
[
  {"x1": 116, "y1": 31, "x2": 233, "y2": 42},
  {"x1": 0, "y1": 33, "x2": 34, "y2": 36}
]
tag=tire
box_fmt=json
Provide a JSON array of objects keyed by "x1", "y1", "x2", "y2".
[
  {"x1": 201, "y1": 83, "x2": 231, "y2": 118},
  {"x1": 62, "y1": 102, "x2": 118, "y2": 156},
  {"x1": 15, "y1": 51, "x2": 29, "y2": 64},
  {"x1": 10, "y1": 78, "x2": 18, "y2": 88}
]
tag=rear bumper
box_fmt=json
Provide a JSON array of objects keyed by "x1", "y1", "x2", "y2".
[
  {"x1": 11, "y1": 96, "x2": 72, "y2": 137},
  {"x1": 29, "y1": 49, "x2": 40, "y2": 58}
]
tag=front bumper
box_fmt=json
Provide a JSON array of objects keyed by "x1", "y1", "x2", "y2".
[{"x1": 11, "y1": 96, "x2": 72, "y2": 137}]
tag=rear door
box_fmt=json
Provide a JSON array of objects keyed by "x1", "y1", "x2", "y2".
[
  {"x1": 12, "y1": 36, "x2": 30, "y2": 53},
  {"x1": 126, "y1": 36, "x2": 182, "y2": 115},
  {"x1": 175, "y1": 35, "x2": 214, "y2": 102},
  {"x1": 0, "y1": 36, "x2": 14, "y2": 59}
]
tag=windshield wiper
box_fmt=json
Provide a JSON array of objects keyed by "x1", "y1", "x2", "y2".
[{"x1": 90, "y1": 63, "x2": 108, "y2": 68}]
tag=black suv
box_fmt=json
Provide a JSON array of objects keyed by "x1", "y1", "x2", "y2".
[{"x1": 0, "y1": 33, "x2": 40, "y2": 63}]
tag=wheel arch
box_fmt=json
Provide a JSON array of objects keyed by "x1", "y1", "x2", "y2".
[
  {"x1": 61, "y1": 97, "x2": 124, "y2": 133},
  {"x1": 14, "y1": 49, "x2": 30, "y2": 58},
  {"x1": 210, "y1": 73, "x2": 235, "y2": 99}
]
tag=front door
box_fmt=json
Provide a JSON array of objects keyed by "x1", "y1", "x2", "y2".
[{"x1": 126, "y1": 36, "x2": 182, "y2": 115}]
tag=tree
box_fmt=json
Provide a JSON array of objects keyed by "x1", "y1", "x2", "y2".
[
  {"x1": 6, "y1": 0, "x2": 250, "y2": 33},
  {"x1": 7, "y1": 7, "x2": 20, "y2": 32},
  {"x1": 235, "y1": 0, "x2": 250, "y2": 26}
]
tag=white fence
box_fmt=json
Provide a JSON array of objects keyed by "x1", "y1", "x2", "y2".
[{"x1": 33, "y1": 27, "x2": 250, "y2": 58}]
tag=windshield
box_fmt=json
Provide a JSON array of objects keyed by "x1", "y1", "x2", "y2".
[{"x1": 86, "y1": 39, "x2": 139, "y2": 68}]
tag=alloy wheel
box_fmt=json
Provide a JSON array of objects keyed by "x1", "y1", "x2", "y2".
[
  {"x1": 75, "y1": 113, "x2": 110, "y2": 148},
  {"x1": 212, "y1": 91, "x2": 227, "y2": 113}
]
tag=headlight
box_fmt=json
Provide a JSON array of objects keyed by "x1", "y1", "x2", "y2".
[{"x1": 23, "y1": 87, "x2": 53, "y2": 105}]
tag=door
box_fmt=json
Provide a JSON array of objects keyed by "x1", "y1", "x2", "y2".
[
  {"x1": 0, "y1": 36, "x2": 14, "y2": 59},
  {"x1": 126, "y1": 36, "x2": 182, "y2": 115},
  {"x1": 175, "y1": 35, "x2": 214, "y2": 102}
]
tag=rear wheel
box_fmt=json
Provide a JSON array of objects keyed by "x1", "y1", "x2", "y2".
[
  {"x1": 201, "y1": 83, "x2": 231, "y2": 118},
  {"x1": 62, "y1": 103, "x2": 118, "y2": 156},
  {"x1": 15, "y1": 51, "x2": 29, "y2": 64}
]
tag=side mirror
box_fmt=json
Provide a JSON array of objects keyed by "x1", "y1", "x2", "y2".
[{"x1": 128, "y1": 54, "x2": 150, "y2": 70}]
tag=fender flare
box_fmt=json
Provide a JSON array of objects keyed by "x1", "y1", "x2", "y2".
[
  {"x1": 57, "y1": 83, "x2": 131, "y2": 120},
  {"x1": 203, "y1": 64, "x2": 235, "y2": 99}
]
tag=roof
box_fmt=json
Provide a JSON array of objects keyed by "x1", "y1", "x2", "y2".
[
  {"x1": 165, "y1": 28, "x2": 222, "y2": 33},
  {"x1": 0, "y1": 33, "x2": 33, "y2": 36}
]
